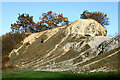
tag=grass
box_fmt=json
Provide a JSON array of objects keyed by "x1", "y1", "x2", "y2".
[
  {"x1": 10, "y1": 27, "x2": 67, "y2": 67},
  {"x1": 2, "y1": 69, "x2": 120, "y2": 79},
  {"x1": 55, "y1": 49, "x2": 80, "y2": 63},
  {"x1": 78, "y1": 47, "x2": 120, "y2": 67}
]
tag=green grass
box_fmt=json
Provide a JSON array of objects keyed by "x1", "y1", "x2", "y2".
[{"x1": 2, "y1": 69, "x2": 120, "y2": 79}]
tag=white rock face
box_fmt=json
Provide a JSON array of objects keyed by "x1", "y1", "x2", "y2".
[
  {"x1": 85, "y1": 36, "x2": 111, "y2": 48},
  {"x1": 65, "y1": 19, "x2": 107, "y2": 36},
  {"x1": 63, "y1": 42, "x2": 80, "y2": 49},
  {"x1": 63, "y1": 36, "x2": 111, "y2": 52},
  {"x1": 96, "y1": 35, "x2": 120, "y2": 55}
]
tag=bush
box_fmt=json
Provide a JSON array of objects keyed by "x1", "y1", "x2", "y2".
[
  {"x1": 80, "y1": 10, "x2": 109, "y2": 27},
  {"x1": 2, "y1": 31, "x2": 29, "y2": 69},
  {"x1": 2, "y1": 32, "x2": 29, "y2": 55}
]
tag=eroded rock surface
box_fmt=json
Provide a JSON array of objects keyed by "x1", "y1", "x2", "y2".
[
  {"x1": 9, "y1": 19, "x2": 120, "y2": 73},
  {"x1": 65, "y1": 19, "x2": 107, "y2": 36}
]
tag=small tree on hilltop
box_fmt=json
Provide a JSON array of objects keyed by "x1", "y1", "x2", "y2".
[
  {"x1": 39, "y1": 10, "x2": 69, "y2": 29},
  {"x1": 11, "y1": 13, "x2": 36, "y2": 33},
  {"x1": 80, "y1": 10, "x2": 109, "y2": 27},
  {"x1": 80, "y1": 10, "x2": 89, "y2": 19}
]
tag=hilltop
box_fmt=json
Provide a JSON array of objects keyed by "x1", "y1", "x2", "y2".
[{"x1": 8, "y1": 19, "x2": 120, "y2": 73}]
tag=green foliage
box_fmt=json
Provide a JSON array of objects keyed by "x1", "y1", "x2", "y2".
[
  {"x1": 2, "y1": 69, "x2": 120, "y2": 78},
  {"x1": 80, "y1": 10, "x2": 89, "y2": 19},
  {"x1": 80, "y1": 10, "x2": 109, "y2": 27}
]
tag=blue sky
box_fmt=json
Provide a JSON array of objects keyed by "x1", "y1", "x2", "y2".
[{"x1": 2, "y1": 2, "x2": 118, "y2": 36}]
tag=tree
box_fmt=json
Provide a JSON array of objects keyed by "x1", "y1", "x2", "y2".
[
  {"x1": 38, "y1": 10, "x2": 69, "y2": 29},
  {"x1": 80, "y1": 10, "x2": 89, "y2": 19},
  {"x1": 11, "y1": 13, "x2": 36, "y2": 33},
  {"x1": 80, "y1": 10, "x2": 109, "y2": 27}
]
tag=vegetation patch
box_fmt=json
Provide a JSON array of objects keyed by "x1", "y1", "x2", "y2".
[{"x1": 2, "y1": 69, "x2": 120, "y2": 79}]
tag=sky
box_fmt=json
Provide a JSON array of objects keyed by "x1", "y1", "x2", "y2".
[{"x1": 1, "y1": 2, "x2": 118, "y2": 36}]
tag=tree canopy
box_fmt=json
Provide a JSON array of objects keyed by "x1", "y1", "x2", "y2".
[
  {"x1": 11, "y1": 11, "x2": 69, "y2": 33},
  {"x1": 80, "y1": 10, "x2": 109, "y2": 27},
  {"x1": 11, "y1": 13, "x2": 36, "y2": 33},
  {"x1": 38, "y1": 10, "x2": 69, "y2": 29}
]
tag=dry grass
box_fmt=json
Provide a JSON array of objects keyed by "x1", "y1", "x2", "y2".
[{"x1": 77, "y1": 47, "x2": 120, "y2": 72}]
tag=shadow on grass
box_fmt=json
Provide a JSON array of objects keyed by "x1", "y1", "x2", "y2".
[{"x1": 2, "y1": 69, "x2": 120, "y2": 79}]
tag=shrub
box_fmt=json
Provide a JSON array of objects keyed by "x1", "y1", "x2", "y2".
[
  {"x1": 2, "y1": 31, "x2": 29, "y2": 69},
  {"x1": 2, "y1": 32, "x2": 28, "y2": 55}
]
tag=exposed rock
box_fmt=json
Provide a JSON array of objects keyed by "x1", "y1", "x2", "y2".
[
  {"x1": 96, "y1": 35, "x2": 120, "y2": 56},
  {"x1": 8, "y1": 19, "x2": 120, "y2": 73},
  {"x1": 85, "y1": 36, "x2": 111, "y2": 48},
  {"x1": 65, "y1": 19, "x2": 107, "y2": 36}
]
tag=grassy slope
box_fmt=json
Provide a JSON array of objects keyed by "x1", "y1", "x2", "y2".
[
  {"x1": 10, "y1": 27, "x2": 67, "y2": 67},
  {"x1": 2, "y1": 69, "x2": 120, "y2": 79}
]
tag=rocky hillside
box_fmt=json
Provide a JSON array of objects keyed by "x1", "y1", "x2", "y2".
[{"x1": 9, "y1": 19, "x2": 120, "y2": 73}]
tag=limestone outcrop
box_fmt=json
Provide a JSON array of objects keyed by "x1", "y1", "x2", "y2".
[
  {"x1": 65, "y1": 19, "x2": 107, "y2": 36},
  {"x1": 9, "y1": 19, "x2": 120, "y2": 73}
]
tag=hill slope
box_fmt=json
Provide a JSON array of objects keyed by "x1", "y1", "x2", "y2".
[{"x1": 9, "y1": 19, "x2": 120, "y2": 73}]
